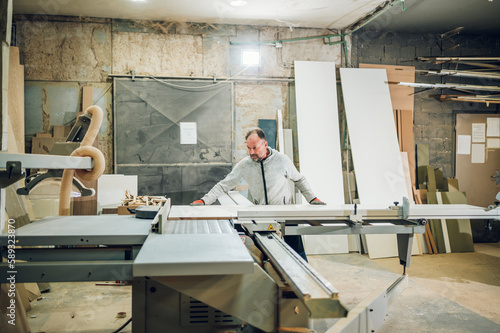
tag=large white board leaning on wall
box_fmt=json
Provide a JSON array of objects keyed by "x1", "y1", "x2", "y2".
[
  {"x1": 340, "y1": 68, "x2": 419, "y2": 258},
  {"x1": 294, "y1": 61, "x2": 349, "y2": 254}
]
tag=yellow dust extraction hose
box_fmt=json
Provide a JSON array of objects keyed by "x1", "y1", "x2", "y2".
[{"x1": 59, "y1": 105, "x2": 106, "y2": 216}]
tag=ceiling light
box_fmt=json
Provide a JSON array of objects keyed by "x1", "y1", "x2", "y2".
[{"x1": 230, "y1": 0, "x2": 248, "y2": 7}]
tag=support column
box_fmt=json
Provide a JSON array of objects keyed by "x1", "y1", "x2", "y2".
[{"x1": 397, "y1": 233, "x2": 414, "y2": 271}]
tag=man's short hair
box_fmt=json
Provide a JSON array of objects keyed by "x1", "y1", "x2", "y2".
[{"x1": 245, "y1": 128, "x2": 266, "y2": 141}]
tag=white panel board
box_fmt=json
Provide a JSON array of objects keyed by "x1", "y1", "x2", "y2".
[
  {"x1": 295, "y1": 61, "x2": 348, "y2": 254},
  {"x1": 340, "y1": 68, "x2": 408, "y2": 205},
  {"x1": 340, "y1": 68, "x2": 412, "y2": 259}
]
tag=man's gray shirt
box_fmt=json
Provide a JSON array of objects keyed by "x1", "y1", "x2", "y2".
[{"x1": 202, "y1": 148, "x2": 316, "y2": 205}]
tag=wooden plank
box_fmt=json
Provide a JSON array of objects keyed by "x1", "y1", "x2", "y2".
[
  {"x1": 295, "y1": 61, "x2": 348, "y2": 255},
  {"x1": 394, "y1": 109, "x2": 402, "y2": 151},
  {"x1": 5, "y1": 183, "x2": 31, "y2": 228},
  {"x1": 425, "y1": 223, "x2": 438, "y2": 254},
  {"x1": 401, "y1": 152, "x2": 414, "y2": 203},
  {"x1": 435, "y1": 168, "x2": 447, "y2": 191},
  {"x1": 416, "y1": 144, "x2": 429, "y2": 167},
  {"x1": 447, "y1": 178, "x2": 460, "y2": 192},
  {"x1": 400, "y1": 109, "x2": 415, "y2": 186},
  {"x1": 440, "y1": 191, "x2": 474, "y2": 252},
  {"x1": 82, "y1": 85, "x2": 94, "y2": 110},
  {"x1": 436, "y1": 192, "x2": 451, "y2": 253},
  {"x1": 283, "y1": 129, "x2": 296, "y2": 204},
  {"x1": 427, "y1": 191, "x2": 446, "y2": 253},
  {"x1": 53, "y1": 125, "x2": 72, "y2": 138},
  {"x1": 276, "y1": 110, "x2": 284, "y2": 153},
  {"x1": 426, "y1": 166, "x2": 437, "y2": 192},
  {"x1": 8, "y1": 46, "x2": 24, "y2": 153}
]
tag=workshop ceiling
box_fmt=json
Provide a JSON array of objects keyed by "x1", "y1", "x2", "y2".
[{"x1": 12, "y1": 0, "x2": 500, "y2": 34}]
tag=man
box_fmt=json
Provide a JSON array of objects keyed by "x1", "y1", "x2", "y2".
[{"x1": 191, "y1": 128, "x2": 325, "y2": 260}]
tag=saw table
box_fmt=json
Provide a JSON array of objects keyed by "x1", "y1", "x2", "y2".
[{"x1": 1, "y1": 152, "x2": 499, "y2": 333}]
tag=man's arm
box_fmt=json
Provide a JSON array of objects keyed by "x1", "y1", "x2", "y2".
[{"x1": 191, "y1": 163, "x2": 244, "y2": 205}]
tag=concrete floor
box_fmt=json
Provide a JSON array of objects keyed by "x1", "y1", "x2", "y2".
[{"x1": 25, "y1": 242, "x2": 500, "y2": 333}]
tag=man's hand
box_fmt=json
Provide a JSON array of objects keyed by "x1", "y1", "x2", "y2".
[
  {"x1": 310, "y1": 198, "x2": 326, "y2": 205},
  {"x1": 190, "y1": 199, "x2": 205, "y2": 206}
]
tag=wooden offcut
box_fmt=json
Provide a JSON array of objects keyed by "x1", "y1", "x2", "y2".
[
  {"x1": 31, "y1": 137, "x2": 66, "y2": 154},
  {"x1": 440, "y1": 191, "x2": 474, "y2": 252},
  {"x1": 53, "y1": 125, "x2": 72, "y2": 138}
]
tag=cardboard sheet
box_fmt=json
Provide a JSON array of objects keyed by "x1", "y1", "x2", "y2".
[{"x1": 295, "y1": 61, "x2": 348, "y2": 254}]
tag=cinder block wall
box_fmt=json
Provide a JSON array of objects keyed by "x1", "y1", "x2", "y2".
[{"x1": 352, "y1": 29, "x2": 500, "y2": 178}]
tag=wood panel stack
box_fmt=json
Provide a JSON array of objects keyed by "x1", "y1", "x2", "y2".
[{"x1": 416, "y1": 144, "x2": 474, "y2": 253}]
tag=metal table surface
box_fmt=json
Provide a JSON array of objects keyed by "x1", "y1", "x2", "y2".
[
  {"x1": 237, "y1": 204, "x2": 499, "y2": 221},
  {"x1": 407, "y1": 204, "x2": 499, "y2": 219},
  {"x1": 133, "y1": 220, "x2": 254, "y2": 277},
  {"x1": 0, "y1": 215, "x2": 152, "y2": 246}
]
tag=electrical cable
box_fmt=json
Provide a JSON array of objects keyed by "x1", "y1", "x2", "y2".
[
  {"x1": 147, "y1": 64, "x2": 251, "y2": 89},
  {"x1": 112, "y1": 317, "x2": 132, "y2": 333}
]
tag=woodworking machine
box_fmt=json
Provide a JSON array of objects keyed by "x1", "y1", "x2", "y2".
[{"x1": 1, "y1": 153, "x2": 499, "y2": 333}]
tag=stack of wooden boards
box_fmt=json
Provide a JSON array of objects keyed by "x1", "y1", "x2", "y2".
[
  {"x1": 415, "y1": 144, "x2": 474, "y2": 253},
  {"x1": 31, "y1": 124, "x2": 72, "y2": 154}
]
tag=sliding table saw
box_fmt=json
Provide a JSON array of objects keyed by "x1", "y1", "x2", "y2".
[{"x1": 1, "y1": 153, "x2": 499, "y2": 333}]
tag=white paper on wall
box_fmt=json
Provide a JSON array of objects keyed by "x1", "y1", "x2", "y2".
[
  {"x1": 471, "y1": 143, "x2": 485, "y2": 163},
  {"x1": 472, "y1": 123, "x2": 486, "y2": 143},
  {"x1": 457, "y1": 135, "x2": 471, "y2": 155},
  {"x1": 180, "y1": 122, "x2": 197, "y2": 144},
  {"x1": 487, "y1": 118, "x2": 500, "y2": 137},
  {"x1": 487, "y1": 138, "x2": 500, "y2": 149}
]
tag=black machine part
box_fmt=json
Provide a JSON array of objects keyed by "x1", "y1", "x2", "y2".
[{"x1": 135, "y1": 206, "x2": 161, "y2": 219}]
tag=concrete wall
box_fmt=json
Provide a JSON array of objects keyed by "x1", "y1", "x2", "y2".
[
  {"x1": 352, "y1": 28, "x2": 500, "y2": 177},
  {"x1": 16, "y1": 15, "x2": 345, "y2": 172}
]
